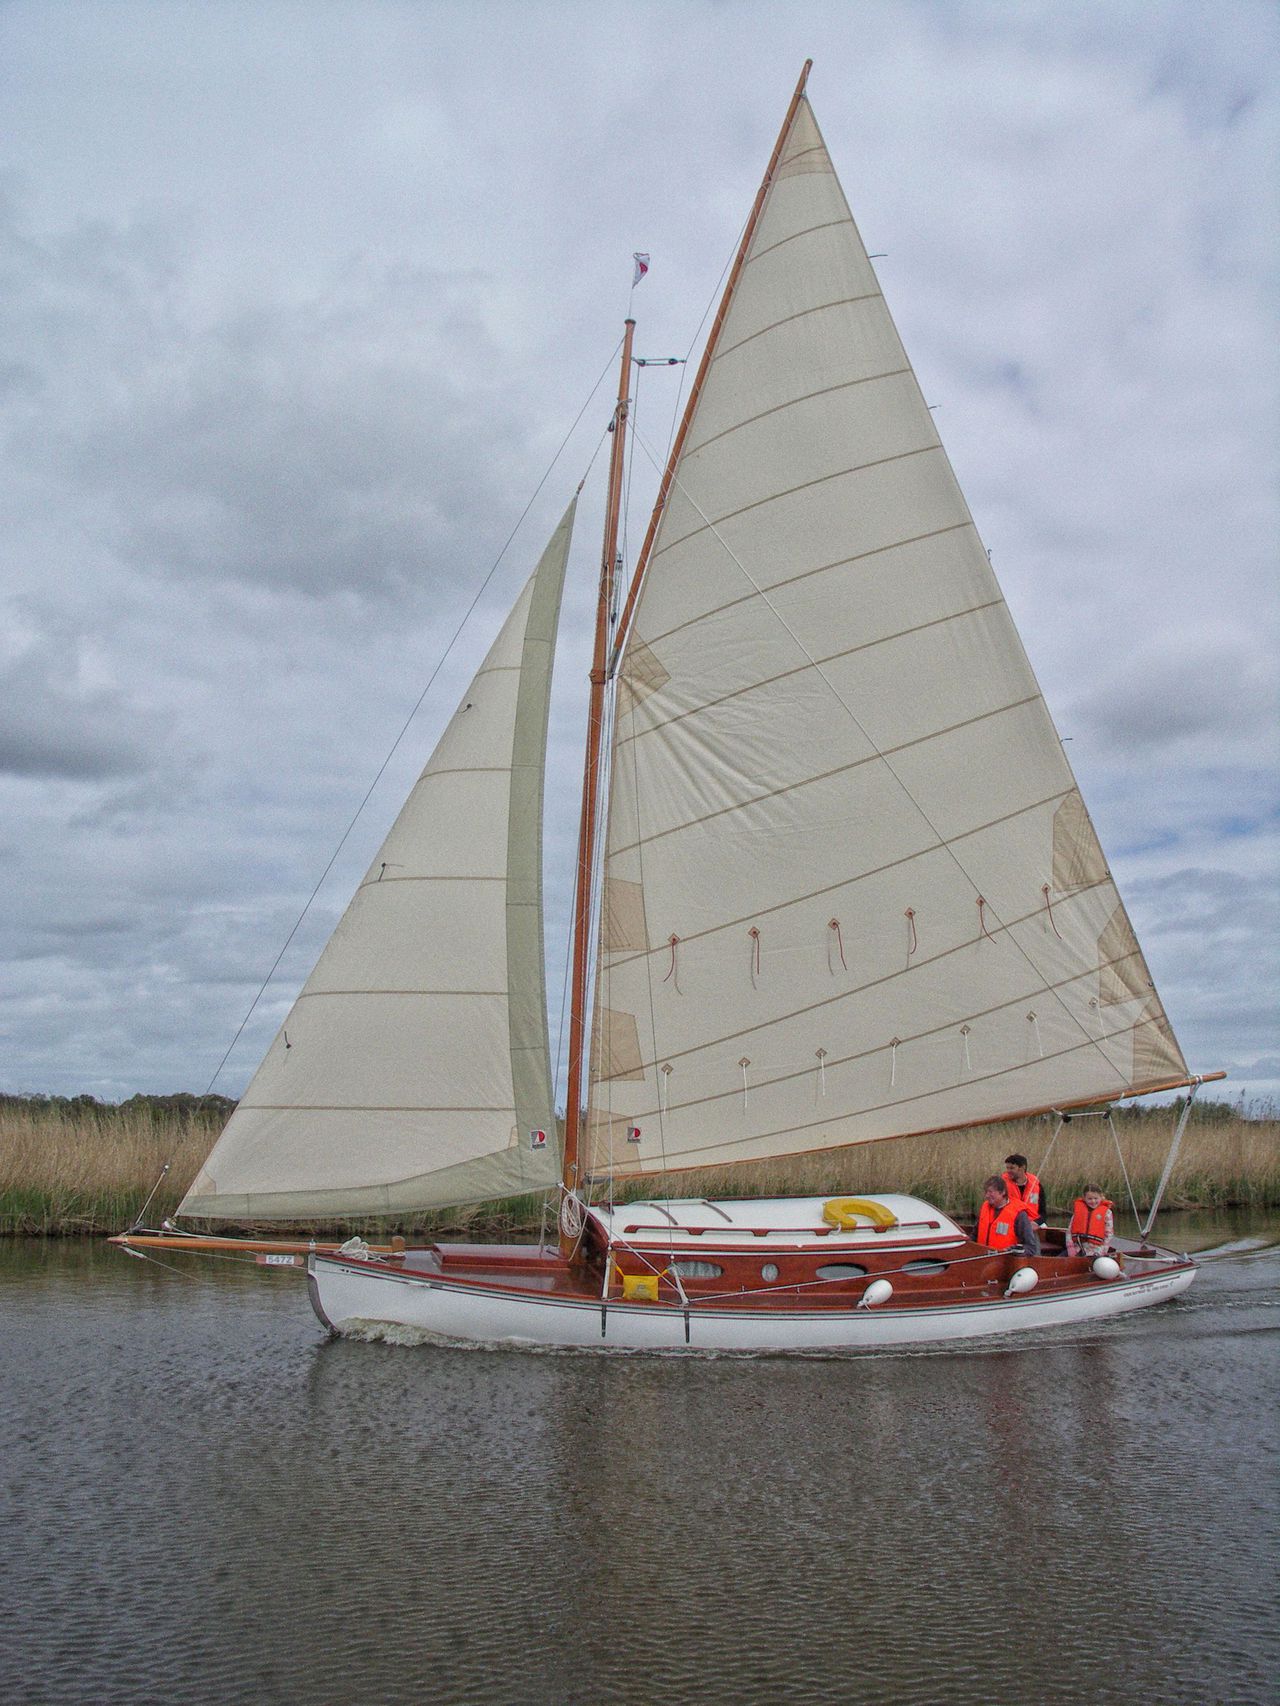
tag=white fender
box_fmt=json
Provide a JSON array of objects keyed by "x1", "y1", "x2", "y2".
[
  {"x1": 1091, "y1": 1256, "x2": 1121, "y2": 1281},
  {"x1": 858, "y1": 1278, "x2": 895, "y2": 1309},
  {"x1": 1005, "y1": 1266, "x2": 1039, "y2": 1298}
]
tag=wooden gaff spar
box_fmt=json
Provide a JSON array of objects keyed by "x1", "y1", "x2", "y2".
[{"x1": 114, "y1": 62, "x2": 1223, "y2": 1350}]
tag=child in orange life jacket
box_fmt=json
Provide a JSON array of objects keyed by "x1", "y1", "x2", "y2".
[
  {"x1": 976, "y1": 1176, "x2": 1040, "y2": 1255},
  {"x1": 1067, "y1": 1185, "x2": 1115, "y2": 1257}
]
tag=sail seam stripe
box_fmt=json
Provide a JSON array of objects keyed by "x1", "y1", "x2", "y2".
[
  {"x1": 292, "y1": 989, "x2": 507, "y2": 998},
  {"x1": 594, "y1": 959, "x2": 1145, "y2": 1119},
  {"x1": 356, "y1": 875, "x2": 506, "y2": 888},
  {"x1": 238, "y1": 1104, "x2": 522, "y2": 1114},
  {"x1": 627, "y1": 523, "x2": 975, "y2": 653},
  {"x1": 599, "y1": 882, "x2": 1118, "y2": 1073},
  {"x1": 682, "y1": 367, "x2": 912, "y2": 459},
  {"x1": 779, "y1": 143, "x2": 828, "y2": 166},
  {"x1": 591, "y1": 1018, "x2": 1152, "y2": 1167},
  {"x1": 409, "y1": 766, "x2": 516, "y2": 778},
  {"x1": 629, "y1": 424, "x2": 1118, "y2": 1079},
  {"x1": 747, "y1": 216, "x2": 855, "y2": 265},
  {"x1": 652, "y1": 443, "x2": 943, "y2": 561},
  {"x1": 604, "y1": 800, "x2": 1086, "y2": 970},
  {"x1": 710, "y1": 293, "x2": 885, "y2": 365},
  {"x1": 610, "y1": 693, "x2": 1043, "y2": 854},
  {"x1": 618, "y1": 597, "x2": 1008, "y2": 746}
]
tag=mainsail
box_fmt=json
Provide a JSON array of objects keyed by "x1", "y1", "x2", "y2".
[
  {"x1": 181, "y1": 501, "x2": 576, "y2": 1219},
  {"x1": 585, "y1": 96, "x2": 1185, "y2": 1180}
]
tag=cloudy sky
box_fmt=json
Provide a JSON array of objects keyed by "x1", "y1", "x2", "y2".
[{"x1": 2, "y1": 0, "x2": 1276, "y2": 1110}]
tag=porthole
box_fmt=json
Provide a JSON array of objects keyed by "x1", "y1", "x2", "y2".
[
  {"x1": 669, "y1": 1259, "x2": 723, "y2": 1280},
  {"x1": 761, "y1": 1262, "x2": 780, "y2": 1281},
  {"x1": 901, "y1": 1259, "x2": 948, "y2": 1275},
  {"x1": 815, "y1": 1262, "x2": 869, "y2": 1281}
]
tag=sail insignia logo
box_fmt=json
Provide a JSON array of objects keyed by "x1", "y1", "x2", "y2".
[{"x1": 529, "y1": 1129, "x2": 547, "y2": 1151}]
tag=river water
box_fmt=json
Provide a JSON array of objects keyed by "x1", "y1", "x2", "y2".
[{"x1": 1, "y1": 1211, "x2": 1276, "y2": 1706}]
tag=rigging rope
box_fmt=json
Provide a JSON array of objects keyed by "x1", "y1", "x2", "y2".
[{"x1": 1107, "y1": 1109, "x2": 1143, "y2": 1229}]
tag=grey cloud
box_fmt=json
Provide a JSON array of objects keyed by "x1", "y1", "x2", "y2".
[
  {"x1": 0, "y1": 0, "x2": 1273, "y2": 1105},
  {"x1": 0, "y1": 644, "x2": 156, "y2": 780},
  {"x1": 1068, "y1": 641, "x2": 1277, "y2": 757},
  {"x1": 1, "y1": 197, "x2": 535, "y2": 602}
]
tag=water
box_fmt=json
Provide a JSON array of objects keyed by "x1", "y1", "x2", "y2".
[{"x1": 2, "y1": 1212, "x2": 1276, "y2": 1706}]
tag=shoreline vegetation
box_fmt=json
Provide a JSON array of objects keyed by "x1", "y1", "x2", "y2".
[{"x1": 1, "y1": 1092, "x2": 1277, "y2": 1240}]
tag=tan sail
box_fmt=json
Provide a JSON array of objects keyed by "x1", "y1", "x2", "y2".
[
  {"x1": 585, "y1": 98, "x2": 1185, "y2": 1180},
  {"x1": 180, "y1": 501, "x2": 576, "y2": 1219}
]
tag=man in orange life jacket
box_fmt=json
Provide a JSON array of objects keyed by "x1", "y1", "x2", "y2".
[
  {"x1": 1002, "y1": 1152, "x2": 1046, "y2": 1226},
  {"x1": 976, "y1": 1176, "x2": 1041, "y2": 1255},
  {"x1": 1067, "y1": 1185, "x2": 1115, "y2": 1257}
]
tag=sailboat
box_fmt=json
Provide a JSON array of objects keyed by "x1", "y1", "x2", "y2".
[{"x1": 116, "y1": 63, "x2": 1222, "y2": 1350}]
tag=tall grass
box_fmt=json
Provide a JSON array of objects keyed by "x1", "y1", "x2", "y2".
[
  {"x1": 0, "y1": 1097, "x2": 221, "y2": 1235},
  {"x1": 0, "y1": 1095, "x2": 1276, "y2": 1237}
]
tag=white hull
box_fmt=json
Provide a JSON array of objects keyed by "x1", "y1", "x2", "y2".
[{"x1": 308, "y1": 1253, "x2": 1196, "y2": 1352}]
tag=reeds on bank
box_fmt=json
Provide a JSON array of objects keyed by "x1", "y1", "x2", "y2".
[
  {"x1": 1, "y1": 1093, "x2": 1275, "y2": 1238},
  {"x1": 0, "y1": 1095, "x2": 230, "y2": 1237}
]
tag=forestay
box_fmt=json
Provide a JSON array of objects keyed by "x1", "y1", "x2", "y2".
[
  {"x1": 586, "y1": 98, "x2": 1185, "y2": 1180},
  {"x1": 181, "y1": 502, "x2": 575, "y2": 1219}
]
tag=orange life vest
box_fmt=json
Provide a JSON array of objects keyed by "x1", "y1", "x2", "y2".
[
  {"x1": 1070, "y1": 1197, "x2": 1113, "y2": 1249},
  {"x1": 1003, "y1": 1170, "x2": 1042, "y2": 1220},
  {"x1": 977, "y1": 1197, "x2": 1020, "y2": 1250}
]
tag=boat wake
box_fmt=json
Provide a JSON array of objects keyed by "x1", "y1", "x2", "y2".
[{"x1": 1194, "y1": 1236, "x2": 1279, "y2": 1260}]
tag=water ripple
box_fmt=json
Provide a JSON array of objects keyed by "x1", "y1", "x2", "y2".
[{"x1": 1, "y1": 1227, "x2": 1277, "y2": 1706}]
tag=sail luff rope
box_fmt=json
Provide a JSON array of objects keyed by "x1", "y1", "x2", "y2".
[{"x1": 628, "y1": 421, "x2": 1129, "y2": 1093}]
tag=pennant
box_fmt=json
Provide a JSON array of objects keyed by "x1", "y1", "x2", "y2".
[{"x1": 632, "y1": 252, "x2": 650, "y2": 286}]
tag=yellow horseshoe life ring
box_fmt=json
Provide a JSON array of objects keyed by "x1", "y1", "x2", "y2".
[{"x1": 822, "y1": 1196, "x2": 899, "y2": 1233}]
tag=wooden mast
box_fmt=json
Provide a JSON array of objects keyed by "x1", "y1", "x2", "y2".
[
  {"x1": 609, "y1": 58, "x2": 812, "y2": 674},
  {"x1": 558, "y1": 61, "x2": 812, "y2": 1238},
  {"x1": 560, "y1": 316, "x2": 636, "y2": 1242}
]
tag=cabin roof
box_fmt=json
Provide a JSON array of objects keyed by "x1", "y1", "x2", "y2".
[{"x1": 587, "y1": 1193, "x2": 965, "y2": 1249}]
